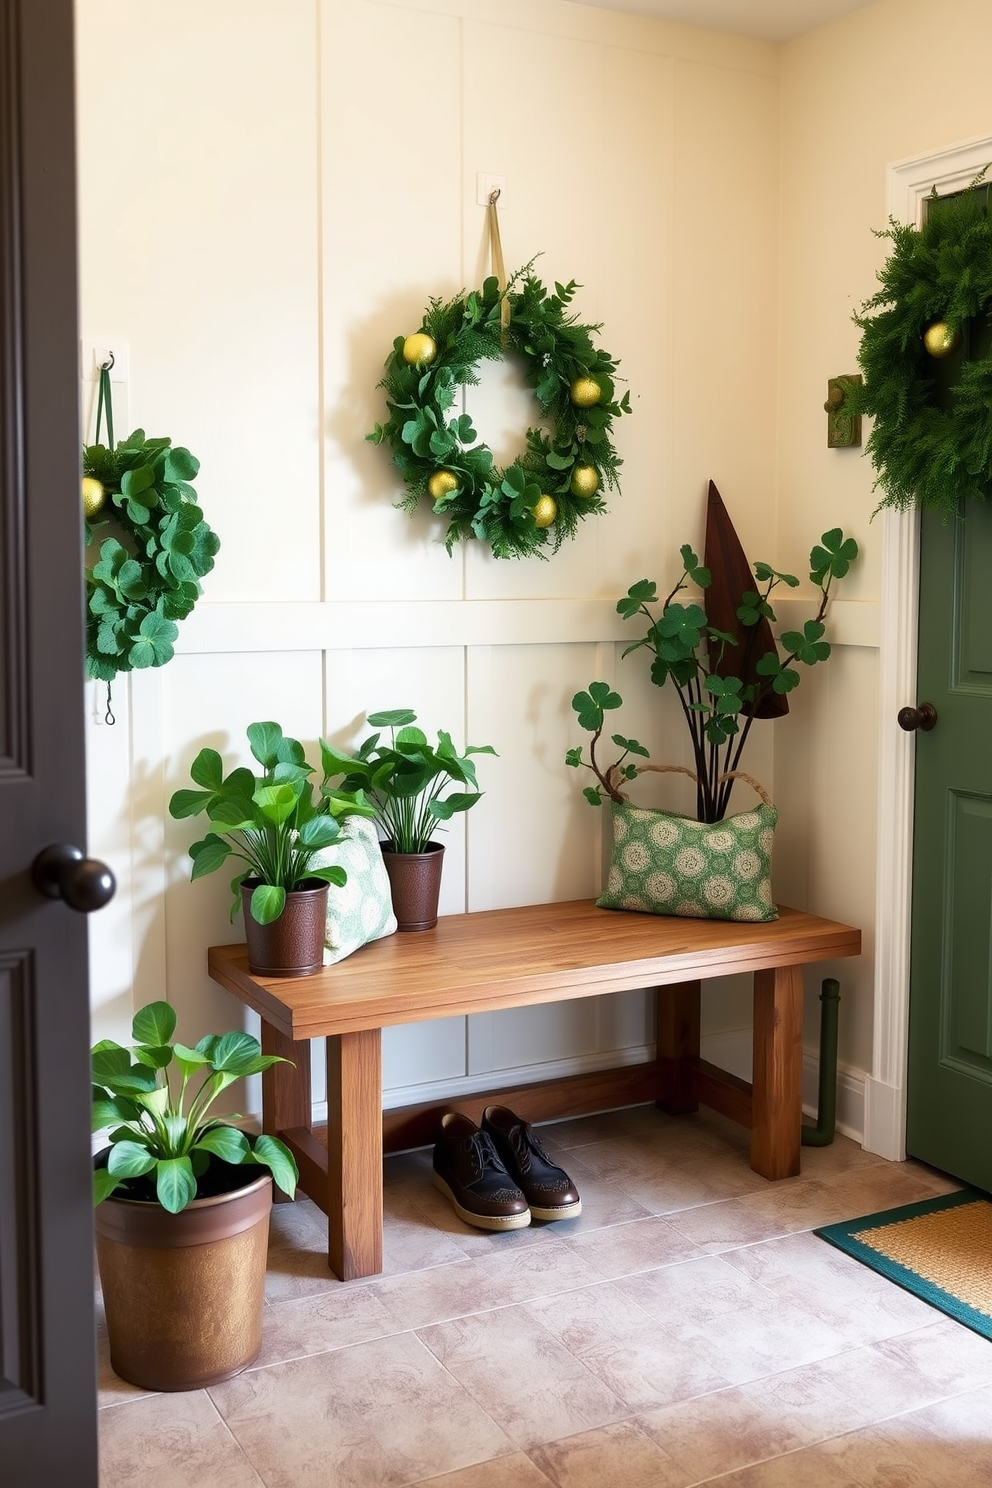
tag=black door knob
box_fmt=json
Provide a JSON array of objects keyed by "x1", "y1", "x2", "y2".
[
  {"x1": 897, "y1": 702, "x2": 938, "y2": 733},
  {"x1": 31, "y1": 843, "x2": 116, "y2": 912}
]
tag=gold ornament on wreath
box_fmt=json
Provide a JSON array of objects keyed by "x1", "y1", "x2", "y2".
[{"x1": 366, "y1": 261, "x2": 632, "y2": 559}]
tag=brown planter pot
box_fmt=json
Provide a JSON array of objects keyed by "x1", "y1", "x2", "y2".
[
  {"x1": 380, "y1": 842, "x2": 445, "y2": 931},
  {"x1": 240, "y1": 878, "x2": 328, "y2": 977},
  {"x1": 94, "y1": 1166, "x2": 272, "y2": 1392}
]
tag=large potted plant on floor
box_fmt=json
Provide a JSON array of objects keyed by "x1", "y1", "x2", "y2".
[
  {"x1": 92, "y1": 999, "x2": 298, "y2": 1390},
  {"x1": 169, "y1": 719, "x2": 375, "y2": 975},
  {"x1": 319, "y1": 709, "x2": 497, "y2": 930}
]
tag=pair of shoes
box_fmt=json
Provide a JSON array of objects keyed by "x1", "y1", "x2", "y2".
[
  {"x1": 482, "y1": 1104, "x2": 582, "y2": 1222},
  {"x1": 431, "y1": 1106, "x2": 581, "y2": 1231}
]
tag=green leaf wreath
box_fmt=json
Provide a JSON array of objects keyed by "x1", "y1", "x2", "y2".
[
  {"x1": 83, "y1": 430, "x2": 220, "y2": 681},
  {"x1": 367, "y1": 266, "x2": 632, "y2": 559},
  {"x1": 851, "y1": 179, "x2": 992, "y2": 516}
]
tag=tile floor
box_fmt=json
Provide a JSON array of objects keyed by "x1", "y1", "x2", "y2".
[{"x1": 95, "y1": 1104, "x2": 992, "y2": 1487}]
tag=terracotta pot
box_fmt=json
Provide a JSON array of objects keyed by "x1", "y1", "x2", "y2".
[
  {"x1": 380, "y1": 842, "x2": 445, "y2": 931},
  {"x1": 240, "y1": 878, "x2": 328, "y2": 977},
  {"x1": 94, "y1": 1165, "x2": 272, "y2": 1391}
]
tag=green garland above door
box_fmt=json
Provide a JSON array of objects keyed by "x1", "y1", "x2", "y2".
[{"x1": 852, "y1": 179, "x2": 992, "y2": 517}]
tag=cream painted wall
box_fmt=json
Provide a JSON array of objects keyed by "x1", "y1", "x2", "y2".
[{"x1": 79, "y1": 0, "x2": 864, "y2": 1123}]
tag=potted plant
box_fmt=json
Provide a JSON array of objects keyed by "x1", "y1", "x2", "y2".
[
  {"x1": 568, "y1": 526, "x2": 858, "y2": 823},
  {"x1": 92, "y1": 998, "x2": 298, "y2": 1390},
  {"x1": 169, "y1": 719, "x2": 376, "y2": 976},
  {"x1": 319, "y1": 708, "x2": 497, "y2": 930},
  {"x1": 565, "y1": 528, "x2": 858, "y2": 923}
]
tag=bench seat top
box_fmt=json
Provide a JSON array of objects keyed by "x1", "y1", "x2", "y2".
[{"x1": 208, "y1": 899, "x2": 861, "y2": 1042}]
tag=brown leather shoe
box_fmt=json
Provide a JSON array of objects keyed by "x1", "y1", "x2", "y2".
[
  {"x1": 481, "y1": 1105, "x2": 582, "y2": 1221},
  {"x1": 432, "y1": 1112, "x2": 531, "y2": 1231}
]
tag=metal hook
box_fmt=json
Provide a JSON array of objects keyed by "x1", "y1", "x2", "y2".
[
  {"x1": 101, "y1": 351, "x2": 115, "y2": 371},
  {"x1": 104, "y1": 682, "x2": 116, "y2": 726},
  {"x1": 488, "y1": 188, "x2": 501, "y2": 206}
]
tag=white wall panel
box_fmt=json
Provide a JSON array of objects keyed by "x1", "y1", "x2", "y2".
[{"x1": 76, "y1": 0, "x2": 322, "y2": 604}]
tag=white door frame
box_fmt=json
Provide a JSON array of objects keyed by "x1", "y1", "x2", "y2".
[{"x1": 865, "y1": 131, "x2": 992, "y2": 1161}]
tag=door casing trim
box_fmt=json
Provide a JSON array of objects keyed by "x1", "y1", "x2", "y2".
[{"x1": 865, "y1": 131, "x2": 992, "y2": 1160}]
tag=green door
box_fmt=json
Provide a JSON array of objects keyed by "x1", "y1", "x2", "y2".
[{"x1": 906, "y1": 499, "x2": 992, "y2": 1188}]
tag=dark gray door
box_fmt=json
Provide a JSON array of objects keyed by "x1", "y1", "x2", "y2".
[{"x1": 1, "y1": 1, "x2": 105, "y2": 1480}]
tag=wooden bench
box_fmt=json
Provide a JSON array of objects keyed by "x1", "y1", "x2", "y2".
[{"x1": 208, "y1": 899, "x2": 860, "y2": 1281}]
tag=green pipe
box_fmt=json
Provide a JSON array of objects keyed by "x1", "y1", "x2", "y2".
[{"x1": 801, "y1": 977, "x2": 840, "y2": 1147}]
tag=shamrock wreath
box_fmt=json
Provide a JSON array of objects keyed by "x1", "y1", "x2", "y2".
[
  {"x1": 852, "y1": 180, "x2": 992, "y2": 516},
  {"x1": 367, "y1": 266, "x2": 631, "y2": 559},
  {"x1": 83, "y1": 429, "x2": 220, "y2": 682}
]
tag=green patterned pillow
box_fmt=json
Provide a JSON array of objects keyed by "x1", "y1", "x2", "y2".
[
  {"x1": 597, "y1": 799, "x2": 778, "y2": 922},
  {"x1": 313, "y1": 815, "x2": 397, "y2": 964}
]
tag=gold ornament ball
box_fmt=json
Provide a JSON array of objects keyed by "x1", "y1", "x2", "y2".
[
  {"x1": 82, "y1": 476, "x2": 105, "y2": 518},
  {"x1": 402, "y1": 332, "x2": 437, "y2": 367},
  {"x1": 531, "y1": 495, "x2": 557, "y2": 528},
  {"x1": 428, "y1": 469, "x2": 458, "y2": 501},
  {"x1": 923, "y1": 321, "x2": 961, "y2": 359},
  {"x1": 570, "y1": 376, "x2": 602, "y2": 408},
  {"x1": 570, "y1": 463, "x2": 600, "y2": 499}
]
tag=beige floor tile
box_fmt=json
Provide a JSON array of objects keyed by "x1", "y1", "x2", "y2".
[
  {"x1": 527, "y1": 1280, "x2": 734, "y2": 1410},
  {"x1": 663, "y1": 1196, "x2": 793, "y2": 1253},
  {"x1": 409, "y1": 1450, "x2": 555, "y2": 1486},
  {"x1": 210, "y1": 1330, "x2": 514, "y2": 1487},
  {"x1": 417, "y1": 1305, "x2": 628, "y2": 1449},
  {"x1": 798, "y1": 1334, "x2": 967, "y2": 1428},
  {"x1": 720, "y1": 1227, "x2": 941, "y2": 1342},
  {"x1": 637, "y1": 1374, "x2": 826, "y2": 1481},
  {"x1": 616, "y1": 1252, "x2": 774, "y2": 1327},
  {"x1": 559, "y1": 1212, "x2": 707, "y2": 1279},
  {"x1": 252, "y1": 1279, "x2": 401, "y2": 1369},
  {"x1": 369, "y1": 1256, "x2": 512, "y2": 1330},
  {"x1": 471, "y1": 1234, "x2": 605, "y2": 1303},
  {"x1": 705, "y1": 1442, "x2": 863, "y2": 1486},
  {"x1": 529, "y1": 1419, "x2": 685, "y2": 1488},
  {"x1": 98, "y1": 1391, "x2": 264, "y2": 1488},
  {"x1": 873, "y1": 1317, "x2": 992, "y2": 1395},
  {"x1": 546, "y1": 1104, "x2": 667, "y2": 1150},
  {"x1": 814, "y1": 1417, "x2": 951, "y2": 1488}
]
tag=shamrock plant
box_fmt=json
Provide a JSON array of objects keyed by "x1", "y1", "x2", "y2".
[
  {"x1": 92, "y1": 1000, "x2": 298, "y2": 1214},
  {"x1": 320, "y1": 708, "x2": 497, "y2": 854},
  {"x1": 567, "y1": 529, "x2": 858, "y2": 823},
  {"x1": 169, "y1": 720, "x2": 375, "y2": 924},
  {"x1": 84, "y1": 428, "x2": 220, "y2": 681}
]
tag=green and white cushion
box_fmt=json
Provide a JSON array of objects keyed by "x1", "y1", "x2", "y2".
[
  {"x1": 597, "y1": 799, "x2": 778, "y2": 923},
  {"x1": 313, "y1": 815, "x2": 397, "y2": 964}
]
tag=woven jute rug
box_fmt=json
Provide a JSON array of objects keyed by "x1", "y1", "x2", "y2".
[{"x1": 815, "y1": 1188, "x2": 992, "y2": 1341}]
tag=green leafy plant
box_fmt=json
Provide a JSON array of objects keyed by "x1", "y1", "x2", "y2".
[
  {"x1": 92, "y1": 1000, "x2": 298, "y2": 1214},
  {"x1": 84, "y1": 428, "x2": 220, "y2": 681},
  {"x1": 319, "y1": 708, "x2": 497, "y2": 854},
  {"x1": 849, "y1": 177, "x2": 992, "y2": 515},
  {"x1": 168, "y1": 720, "x2": 375, "y2": 924},
  {"x1": 567, "y1": 530, "x2": 858, "y2": 823}
]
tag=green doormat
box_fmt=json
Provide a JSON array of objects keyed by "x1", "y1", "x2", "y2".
[{"x1": 815, "y1": 1188, "x2": 992, "y2": 1341}]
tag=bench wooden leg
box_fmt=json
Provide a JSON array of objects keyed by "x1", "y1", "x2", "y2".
[
  {"x1": 260, "y1": 1022, "x2": 313, "y2": 1202},
  {"x1": 751, "y1": 963, "x2": 803, "y2": 1180},
  {"x1": 325, "y1": 1029, "x2": 383, "y2": 1281},
  {"x1": 656, "y1": 981, "x2": 700, "y2": 1114}
]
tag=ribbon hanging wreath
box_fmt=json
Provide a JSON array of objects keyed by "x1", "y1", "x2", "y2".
[
  {"x1": 82, "y1": 361, "x2": 220, "y2": 682},
  {"x1": 851, "y1": 175, "x2": 992, "y2": 517},
  {"x1": 367, "y1": 225, "x2": 632, "y2": 559}
]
